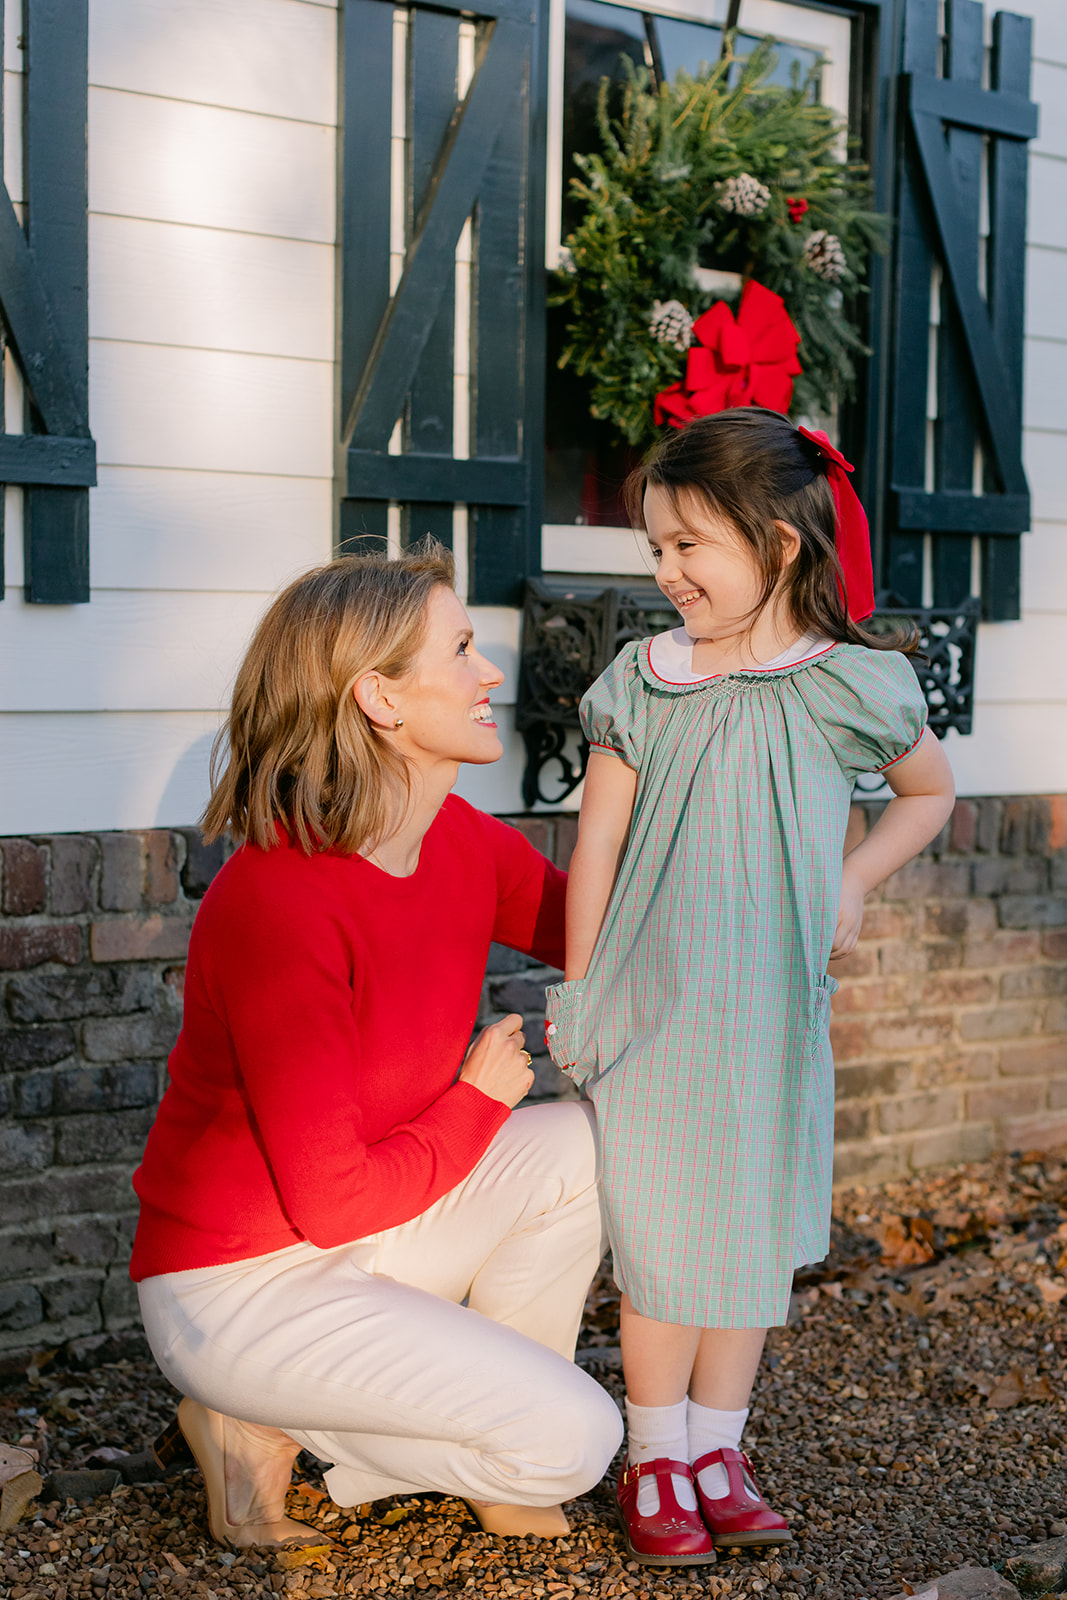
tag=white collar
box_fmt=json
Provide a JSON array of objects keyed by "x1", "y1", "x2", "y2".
[{"x1": 646, "y1": 627, "x2": 836, "y2": 685}]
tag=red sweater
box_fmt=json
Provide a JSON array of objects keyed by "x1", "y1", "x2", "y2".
[{"x1": 130, "y1": 798, "x2": 566, "y2": 1281}]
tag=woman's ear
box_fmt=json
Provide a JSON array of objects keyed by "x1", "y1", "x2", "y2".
[
  {"x1": 353, "y1": 671, "x2": 400, "y2": 731},
  {"x1": 774, "y1": 520, "x2": 803, "y2": 569}
]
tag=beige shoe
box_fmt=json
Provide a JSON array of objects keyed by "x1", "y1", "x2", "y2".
[
  {"x1": 177, "y1": 1397, "x2": 330, "y2": 1550},
  {"x1": 464, "y1": 1499, "x2": 571, "y2": 1537}
]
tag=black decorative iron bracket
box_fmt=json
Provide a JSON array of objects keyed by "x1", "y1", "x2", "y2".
[{"x1": 516, "y1": 578, "x2": 980, "y2": 807}]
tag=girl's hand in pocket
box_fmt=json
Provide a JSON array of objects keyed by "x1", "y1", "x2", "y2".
[{"x1": 830, "y1": 866, "x2": 866, "y2": 960}]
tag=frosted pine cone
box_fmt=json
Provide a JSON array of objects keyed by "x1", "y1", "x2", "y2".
[
  {"x1": 802, "y1": 229, "x2": 847, "y2": 282},
  {"x1": 716, "y1": 172, "x2": 771, "y2": 217},
  {"x1": 649, "y1": 299, "x2": 693, "y2": 351}
]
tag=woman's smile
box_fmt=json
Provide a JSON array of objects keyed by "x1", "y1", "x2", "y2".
[{"x1": 470, "y1": 699, "x2": 497, "y2": 727}]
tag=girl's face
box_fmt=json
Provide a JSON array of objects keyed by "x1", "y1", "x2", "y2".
[
  {"x1": 392, "y1": 585, "x2": 506, "y2": 768},
  {"x1": 644, "y1": 484, "x2": 767, "y2": 639}
]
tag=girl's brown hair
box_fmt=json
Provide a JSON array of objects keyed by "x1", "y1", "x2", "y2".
[
  {"x1": 624, "y1": 407, "x2": 917, "y2": 653},
  {"x1": 201, "y1": 538, "x2": 456, "y2": 856}
]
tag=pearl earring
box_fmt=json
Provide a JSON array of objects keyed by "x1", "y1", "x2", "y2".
[{"x1": 393, "y1": 717, "x2": 404, "y2": 728}]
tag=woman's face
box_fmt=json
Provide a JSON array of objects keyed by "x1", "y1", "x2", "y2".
[{"x1": 394, "y1": 586, "x2": 506, "y2": 769}]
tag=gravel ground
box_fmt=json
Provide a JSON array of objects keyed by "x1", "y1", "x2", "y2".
[{"x1": 3, "y1": 1148, "x2": 1067, "y2": 1600}]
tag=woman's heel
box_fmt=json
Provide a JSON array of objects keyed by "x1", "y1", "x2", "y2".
[
  {"x1": 151, "y1": 1415, "x2": 194, "y2": 1473},
  {"x1": 464, "y1": 1499, "x2": 571, "y2": 1537}
]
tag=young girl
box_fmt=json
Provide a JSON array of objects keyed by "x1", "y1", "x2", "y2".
[{"x1": 545, "y1": 408, "x2": 956, "y2": 1567}]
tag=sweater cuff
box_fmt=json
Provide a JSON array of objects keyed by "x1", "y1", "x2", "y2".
[{"x1": 421, "y1": 1078, "x2": 511, "y2": 1157}]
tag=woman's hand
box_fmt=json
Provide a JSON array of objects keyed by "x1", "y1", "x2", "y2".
[
  {"x1": 459, "y1": 1013, "x2": 534, "y2": 1108},
  {"x1": 830, "y1": 864, "x2": 866, "y2": 961}
]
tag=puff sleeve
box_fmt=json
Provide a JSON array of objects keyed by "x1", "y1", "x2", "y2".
[
  {"x1": 579, "y1": 641, "x2": 647, "y2": 770},
  {"x1": 793, "y1": 646, "x2": 928, "y2": 784}
]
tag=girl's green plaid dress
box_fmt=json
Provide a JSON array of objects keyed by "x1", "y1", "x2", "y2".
[{"x1": 545, "y1": 631, "x2": 927, "y2": 1328}]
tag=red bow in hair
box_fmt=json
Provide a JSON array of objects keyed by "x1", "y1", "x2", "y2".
[
  {"x1": 796, "y1": 426, "x2": 875, "y2": 624},
  {"x1": 653, "y1": 280, "x2": 802, "y2": 427}
]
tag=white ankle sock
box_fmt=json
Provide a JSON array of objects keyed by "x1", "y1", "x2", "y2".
[
  {"x1": 624, "y1": 1398, "x2": 697, "y2": 1516},
  {"x1": 687, "y1": 1401, "x2": 751, "y2": 1501}
]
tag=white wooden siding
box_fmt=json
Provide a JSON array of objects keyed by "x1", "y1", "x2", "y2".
[{"x1": 0, "y1": 0, "x2": 1065, "y2": 835}]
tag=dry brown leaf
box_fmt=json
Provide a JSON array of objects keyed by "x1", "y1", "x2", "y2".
[
  {"x1": 276, "y1": 1545, "x2": 334, "y2": 1571},
  {"x1": 0, "y1": 1469, "x2": 42, "y2": 1531},
  {"x1": 819, "y1": 1281, "x2": 844, "y2": 1300},
  {"x1": 971, "y1": 1366, "x2": 1055, "y2": 1408},
  {"x1": 162, "y1": 1552, "x2": 188, "y2": 1575},
  {"x1": 953, "y1": 1273, "x2": 996, "y2": 1299},
  {"x1": 1035, "y1": 1277, "x2": 1067, "y2": 1305},
  {"x1": 880, "y1": 1217, "x2": 937, "y2": 1270},
  {"x1": 843, "y1": 1267, "x2": 888, "y2": 1294},
  {"x1": 0, "y1": 1445, "x2": 38, "y2": 1489},
  {"x1": 888, "y1": 1283, "x2": 931, "y2": 1318}
]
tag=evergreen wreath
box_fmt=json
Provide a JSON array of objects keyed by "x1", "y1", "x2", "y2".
[{"x1": 551, "y1": 37, "x2": 888, "y2": 449}]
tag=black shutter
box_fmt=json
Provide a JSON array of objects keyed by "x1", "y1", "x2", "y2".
[
  {"x1": 0, "y1": 0, "x2": 96, "y2": 604},
  {"x1": 886, "y1": 0, "x2": 1036, "y2": 620},
  {"x1": 338, "y1": 0, "x2": 546, "y2": 605}
]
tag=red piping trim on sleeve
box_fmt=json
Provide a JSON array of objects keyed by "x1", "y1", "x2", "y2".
[{"x1": 876, "y1": 724, "x2": 928, "y2": 772}]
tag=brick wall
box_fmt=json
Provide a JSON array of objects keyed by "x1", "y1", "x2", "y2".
[
  {"x1": 0, "y1": 799, "x2": 1064, "y2": 1365},
  {"x1": 0, "y1": 829, "x2": 228, "y2": 1366},
  {"x1": 829, "y1": 795, "x2": 1067, "y2": 1182}
]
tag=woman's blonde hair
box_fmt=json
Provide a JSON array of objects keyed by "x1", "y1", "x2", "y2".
[{"x1": 201, "y1": 538, "x2": 456, "y2": 856}]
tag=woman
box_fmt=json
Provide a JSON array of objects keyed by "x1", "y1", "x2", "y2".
[{"x1": 131, "y1": 541, "x2": 623, "y2": 1550}]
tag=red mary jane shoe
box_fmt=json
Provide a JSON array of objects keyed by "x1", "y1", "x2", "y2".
[
  {"x1": 692, "y1": 1448, "x2": 792, "y2": 1548},
  {"x1": 615, "y1": 1458, "x2": 718, "y2": 1568}
]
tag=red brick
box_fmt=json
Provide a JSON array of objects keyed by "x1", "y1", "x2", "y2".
[
  {"x1": 857, "y1": 905, "x2": 913, "y2": 941},
  {"x1": 1002, "y1": 1111, "x2": 1067, "y2": 1153},
  {"x1": 1001, "y1": 798, "x2": 1030, "y2": 855},
  {"x1": 950, "y1": 800, "x2": 977, "y2": 855},
  {"x1": 975, "y1": 799, "x2": 1001, "y2": 853},
  {"x1": 999, "y1": 895, "x2": 1067, "y2": 930},
  {"x1": 868, "y1": 1012, "x2": 954, "y2": 1052},
  {"x1": 911, "y1": 1048, "x2": 997, "y2": 1089},
  {"x1": 1, "y1": 840, "x2": 46, "y2": 915},
  {"x1": 973, "y1": 858, "x2": 1047, "y2": 897},
  {"x1": 139, "y1": 831, "x2": 179, "y2": 906},
  {"x1": 47, "y1": 835, "x2": 98, "y2": 915},
  {"x1": 959, "y1": 1003, "x2": 1042, "y2": 1042},
  {"x1": 100, "y1": 833, "x2": 143, "y2": 912},
  {"x1": 998, "y1": 1038, "x2": 1067, "y2": 1076},
  {"x1": 832, "y1": 1138, "x2": 909, "y2": 1187},
  {"x1": 962, "y1": 932, "x2": 1042, "y2": 969},
  {"x1": 831, "y1": 978, "x2": 912, "y2": 1014},
  {"x1": 554, "y1": 816, "x2": 578, "y2": 870},
  {"x1": 1049, "y1": 1077, "x2": 1067, "y2": 1111},
  {"x1": 1049, "y1": 796, "x2": 1067, "y2": 854},
  {"x1": 922, "y1": 900, "x2": 996, "y2": 940},
  {"x1": 826, "y1": 945, "x2": 877, "y2": 980},
  {"x1": 843, "y1": 806, "x2": 867, "y2": 855},
  {"x1": 90, "y1": 915, "x2": 193, "y2": 963},
  {"x1": 164, "y1": 965, "x2": 186, "y2": 1002},
  {"x1": 883, "y1": 860, "x2": 939, "y2": 900},
  {"x1": 1046, "y1": 999, "x2": 1067, "y2": 1033},
  {"x1": 1043, "y1": 930, "x2": 1067, "y2": 961},
  {"x1": 834, "y1": 1059, "x2": 912, "y2": 1100},
  {"x1": 966, "y1": 1081, "x2": 1046, "y2": 1123},
  {"x1": 910, "y1": 1122, "x2": 994, "y2": 1170},
  {"x1": 1000, "y1": 966, "x2": 1067, "y2": 999},
  {"x1": 879, "y1": 940, "x2": 930, "y2": 975},
  {"x1": 502, "y1": 817, "x2": 550, "y2": 856},
  {"x1": 878, "y1": 1088, "x2": 961, "y2": 1136},
  {"x1": 829, "y1": 1018, "x2": 869, "y2": 1061},
  {"x1": 0, "y1": 925, "x2": 81, "y2": 969},
  {"x1": 835, "y1": 1103, "x2": 870, "y2": 1141},
  {"x1": 920, "y1": 972, "x2": 997, "y2": 1007}
]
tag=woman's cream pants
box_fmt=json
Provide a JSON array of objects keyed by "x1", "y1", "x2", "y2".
[{"x1": 138, "y1": 1102, "x2": 623, "y2": 1510}]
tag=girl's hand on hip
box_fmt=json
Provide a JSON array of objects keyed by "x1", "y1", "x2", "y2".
[
  {"x1": 459, "y1": 1013, "x2": 534, "y2": 1107},
  {"x1": 830, "y1": 865, "x2": 866, "y2": 961}
]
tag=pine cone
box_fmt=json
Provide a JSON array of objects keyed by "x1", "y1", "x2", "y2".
[
  {"x1": 802, "y1": 229, "x2": 847, "y2": 283},
  {"x1": 716, "y1": 172, "x2": 771, "y2": 217},
  {"x1": 649, "y1": 299, "x2": 694, "y2": 352}
]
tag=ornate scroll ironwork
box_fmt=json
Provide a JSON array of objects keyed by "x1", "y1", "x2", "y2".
[{"x1": 517, "y1": 578, "x2": 980, "y2": 807}]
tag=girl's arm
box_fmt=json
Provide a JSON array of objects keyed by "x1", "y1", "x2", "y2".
[
  {"x1": 831, "y1": 728, "x2": 955, "y2": 959},
  {"x1": 565, "y1": 751, "x2": 638, "y2": 981}
]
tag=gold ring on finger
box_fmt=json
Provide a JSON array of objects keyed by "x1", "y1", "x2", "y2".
[{"x1": 520, "y1": 1050, "x2": 533, "y2": 1067}]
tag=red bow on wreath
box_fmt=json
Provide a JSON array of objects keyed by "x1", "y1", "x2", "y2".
[{"x1": 653, "y1": 280, "x2": 802, "y2": 427}]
